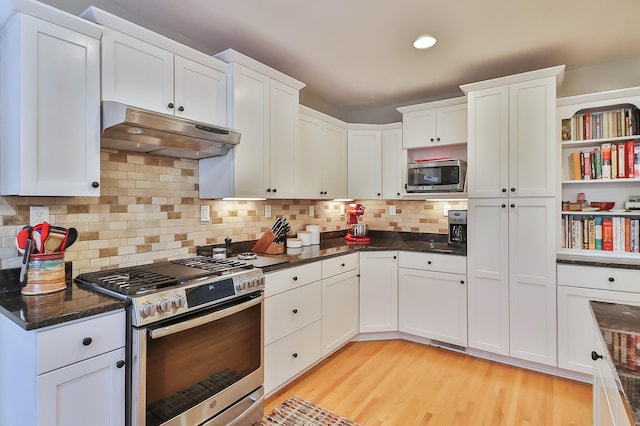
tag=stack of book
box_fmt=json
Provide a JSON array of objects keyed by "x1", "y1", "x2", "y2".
[
  {"x1": 565, "y1": 106, "x2": 640, "y2": 140},
  {"x1": 562, "y1": 214, "x2": 640, "y2": 252},
  {"x1": 571, "y1": 141, "x2": 640, "y2": 180}
]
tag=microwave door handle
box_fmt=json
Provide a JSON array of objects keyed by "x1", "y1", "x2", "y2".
[{"x1": 147, "y1": 294, "x2": 264, "y2": 339}]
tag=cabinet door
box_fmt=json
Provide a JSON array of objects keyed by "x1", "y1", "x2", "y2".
[
  {"x1": 359, "y1": 252, "x2": 398, "y2": 333},
  {"x1": 320, "y1": 123, "x2": 348, "y2": 199},
  {"x1": 297, "y1": 113, "x2": 323, "y2": 198},
  {"x1": 508, "y1": 197, "x2": 556, "y2": 365},
  {"x1": 382, "y1": 128, "x2": 405, "y2": 199},
  {"x1": 508, "y1": 77, "x2": 556, "y2": 197},
  {"x1": 467, "y1": 86, "x2": 510, "y2": 198},
  {"x1": 347, "y1": 130, "x2": 382, "y2": 199},
  {"x1": 229, "y1": 64, "x2": 270, "y2": 198},
  {"x1": 402, "y1": 108, "x2": 436, "y2": 148},
  {"x1": 467, "y1": 198, "x2": 510, "y2": 355},
  {"x1": 558, "y1": 285, "x2": 640, "y2": 374},
  {"x1": 37, "y1": 348, "x2": 125, "y2": 426},
  {"x1": 321, "y1": 270, "x2": 359, "y2": 356},
  {"x1": 101, "y1": 28, "x2": 174, "y2": 115},
  {"x1": 436, "y1": 103, "x2": 467, "y2": 146},
  {"x1": 268, "y1": 80, "x2": 299, "y2": 198},
  {"x1": 174, "y1": 55, "x2": 226, "y2": 125},
  {"x1": 1, "y1": 14, "x2": 101, "y2": 196},
  {"x1": 399, "y1": 269, "x2": 467, "y2": 347},
  {"x1": 265, "y1": 281, "x2": 321, "y2": 345}
]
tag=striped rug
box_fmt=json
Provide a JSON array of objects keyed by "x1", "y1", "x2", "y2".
[{"x1": 255, "y1": 395, "x2": 359, "y2": 426}]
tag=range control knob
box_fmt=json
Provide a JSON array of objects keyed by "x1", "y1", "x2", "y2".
[
  {"x1": 156, "y1": 298, "x2": 171, "y2": 313},
  {"x1": 140, "y1": 302, "x2": 157, "y2": 318},
  {"x1": 171, "y1": 295, "x2": 185, "y2": 309}
]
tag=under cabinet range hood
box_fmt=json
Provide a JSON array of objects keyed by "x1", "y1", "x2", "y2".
[{"x1": 100, "y1": 101, "x2": 241, "y2": 159}]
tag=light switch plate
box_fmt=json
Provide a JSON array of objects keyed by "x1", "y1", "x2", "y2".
[
  {"x1": 200, "y1": 205, "x2": 211, "y2": 222},
  {"x1": 339, "y1": 204, "x2": 345, "y2": 216},
  {"x1": 309, "y1": 205, "x2": 315, "y2": 217},
  {"x1": 265, "y1": 204, "x2": 272, "y2": 218},
  {"x1": 389, "y1": 205, "x2": 396, "y2": 216},
  {"x1": 443, "y1": 204, "x2": 452, "y2": 217}
]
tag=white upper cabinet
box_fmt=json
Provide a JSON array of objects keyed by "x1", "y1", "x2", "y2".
[
  {"x1": 0, "y1": 8, "x2": 101, "y2": 196},
  {"x1": 462, "y1": 66, "x2": 564, "y2": 198},
  {"x1": 348, "y1": 129, "x2": 383, "y2": 199},
  {"x1": 210, "y1": 49, "x2": 305, "y2": 199},
  {"x1": 382, "y1": 127, "x2": 405, "y2": 199},
  {"x1": 298, "y1": 106, "x2": 348, "y2": 199},
  {"x1": 397, "y1": 97, "x2": 467, "y2": 149},
  {"x1": 84, "y1": 7, "x2": 227, "y2": 126}
]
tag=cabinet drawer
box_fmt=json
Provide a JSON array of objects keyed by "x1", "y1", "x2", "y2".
[
  {"x1": 265, "y1": 281, "x2": 321, "y2": 345},
  {"x1": 399, "y1": 251, "x2": 466, "y2": 274},
  {"x1": 264, "y1": 320, "x2": 321, "y2": 395},
  {"x1": 321, "y1": 253, "x2": 358, "y2": 279},
  {"x1": 37, "y1": 310, "x2": 125, "y2": 374},
  {"x1": 265, "y1": 261, "x2": 321, "y2": 297},
  {"x1": 557, "y1": 264, "x2": 640, "y2": 293}
]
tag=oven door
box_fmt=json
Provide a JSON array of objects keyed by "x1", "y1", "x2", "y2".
[{"x1": 131, "y1": 293, "x2": 264, "y2": 426}]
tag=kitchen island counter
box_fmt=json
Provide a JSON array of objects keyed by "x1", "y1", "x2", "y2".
[{"x1": 591, "y1": 301, "x2": 640, "y2": 425}]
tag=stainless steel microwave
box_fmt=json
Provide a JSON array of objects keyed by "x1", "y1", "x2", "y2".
[{"x1": 406, "y1": 160, "x2": 466, "y2": 192}]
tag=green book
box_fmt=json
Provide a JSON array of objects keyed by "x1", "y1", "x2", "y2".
[
  {"x1": 595, "y1": 216, "x2": 603, "y2": 250},
  {"x1": 594, "y1": 147, "x2": 602, "y2": 179}
]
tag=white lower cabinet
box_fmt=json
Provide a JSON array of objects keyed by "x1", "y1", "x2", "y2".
[
  {"x1": 398, "y1": 252, "x2": 467, "y2": 347},
  {"x1": 359, "y1": 251, "x2": 398, "y2": 333},
  {"x1": 557, "y1": 264, "x2": 640, "y2": 375},
  {"x1": 321, "y1": 254, "x2": 359, "y2": 357},
  {"x1": 0, "y1": 310, "x2": 126, "y2": 426}
]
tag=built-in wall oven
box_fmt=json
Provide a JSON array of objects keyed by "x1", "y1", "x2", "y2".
[{"x1": 75, "y1": 256, "x2": 265, "y2": 426}]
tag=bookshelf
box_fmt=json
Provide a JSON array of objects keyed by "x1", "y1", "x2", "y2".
[{"x1": 558, "y1": 87, "x2": 640, "y2": 260}]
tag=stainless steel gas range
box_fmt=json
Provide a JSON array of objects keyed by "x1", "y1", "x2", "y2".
[{"x1": 75, "y1": 256, "x2": 265, "y2": 426}]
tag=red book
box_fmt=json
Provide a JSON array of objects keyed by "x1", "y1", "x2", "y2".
[
  {"x1": 627, "y1": 140, "x2": 635, "y2": 178},
  {"x1": 583, "y1": 152, "x2": 591, "y2": 179},
  {"x1": 585, "y1": 112, "x2": 591, "y2": 139},
  {"x1": 602, "y1": 218, "x2": 614, "y2": 251}
]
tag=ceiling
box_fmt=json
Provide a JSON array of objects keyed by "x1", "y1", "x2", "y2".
[{"x1": 42, "y1": 0, "x2": 640, "y2": 123}]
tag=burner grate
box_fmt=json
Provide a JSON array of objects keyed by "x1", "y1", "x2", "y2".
[
  {"x1": 171, "y1": 256, "x2": 252, "y2": 273},
  {"x1": 76, "y1": 267, "x2": 179, "y2": 295}
]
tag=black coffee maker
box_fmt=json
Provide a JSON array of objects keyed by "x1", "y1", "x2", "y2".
[{"x1": 448, "y1": 210, "x2": 467, "y2": 247}]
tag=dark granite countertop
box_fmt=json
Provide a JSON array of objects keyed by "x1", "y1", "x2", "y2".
[
  {"x1": 0, "y1": 265, "x2": 126, "y2": 331},
  {"x1": 198, "y1": 230, "x2": 466, "y2": 273},
  {"x1": 590, "y1": 301, "x2": 640, "y2": 425}
]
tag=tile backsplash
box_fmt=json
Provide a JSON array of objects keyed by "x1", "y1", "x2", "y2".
[{"x1": 0, "y1": 150, "x2": 466, "y2": 276}]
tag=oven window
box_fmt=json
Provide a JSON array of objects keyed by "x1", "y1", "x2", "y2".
[
  {"x1": 408, "y1": 166, "x2": 460, "y2": 186},
  {"x1": 144, "y1": 302, "x2": 261, "y2": 425}
]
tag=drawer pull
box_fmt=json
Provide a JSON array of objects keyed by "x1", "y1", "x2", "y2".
[
  {"x1": 116, "y1": 360, "x2": 125, "y2": 369},
  {"x1": 292, "y1": 308, "x2": 298, "y2": 314},
  {"x1": 292, "y1": 352, "x2": 298, "y2": 358},
  {"x1": 460, "y1": 280, "x2": 465, "y2": 285},
  {"x1": 82, "y1": 337, "x2": 93, "y2": 346},
  {"x1": 292, "y1": 276, "x2": 298, "y2": 281},
  {"x1": 608, "y1": 277, "x2": 615, "y2": 283},
  {"x1": 591, "y1": 351, "x2": 603, "y2": 361},
  {"x1": 427, "y1": 260, "x2": 432, "y2": 265},
  {"x1": 341, "y1": 263, "x2": 345, "y2": 267}
]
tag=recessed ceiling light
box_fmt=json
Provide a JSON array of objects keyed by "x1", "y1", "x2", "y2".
[{"x1": 413, "y1": 34, "x2": 437, "y2": 50}]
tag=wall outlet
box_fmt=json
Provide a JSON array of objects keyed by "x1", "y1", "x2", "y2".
[
  {"x1": 309, "y1": 205, "x2": 315, "y2": 217},
  {"x1": 200, "y1": 205, "x2": 211, "y2": 222},
  {"x1": 30, "y1": 206, "x2": 49, "y2": 226},
  {"x1": 443, "y1": 204, "x2": 452, "y2": 217},
  {"x1": 265, "y1": 204, "x2": 272, "y2": 218},
  {"x1": 339, "y1": 204, "x2": 345, "y2": 216},
  {"x1": 389, "y1": 205, "x2": 396, "y2": 216}
]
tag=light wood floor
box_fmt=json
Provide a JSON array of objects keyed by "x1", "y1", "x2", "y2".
[{"x1": 264, "y1": 339, "x2": 592, "y2": 425}]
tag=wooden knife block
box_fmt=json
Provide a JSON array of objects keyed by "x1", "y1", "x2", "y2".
[{"x1": 252, "y1": 230, "x2": 285, "y2": 254}]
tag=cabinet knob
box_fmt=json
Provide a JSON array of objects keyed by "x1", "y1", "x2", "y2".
[
  {"x1": 292, "y1": 352, "x2": 298, "y2": 358},
  {"x1": 178, "y1": 106, "x2": 184, "y2": 112},
  {"x1": 460, "y1": 280, "x2": 465, "y2": 285},
  {"x1": 510, "y1": 188, "x2": 515, "y2": 192},
  {"x1": 266, "y1": 188, "x2": 272, "y2": 193},
  {"x1": 502, "y1": 188, "x2": 507, "y2": 193},
  {"x1": 167, "y1": 102, "x2": 174, "y2": 109},
  {"x1": 91, "y1": 181, "x2": 100, "y2": 188},
  {"x1": 502, "y1": 204, "x2": 506, "y2": 208},
  {"x1": 82, "y1": 337, "x2": 93, "y2": 346},
  {"x1": 427, "y1": 260, "x2": 432, "y2": 265},
  {"x1": 273, "y1": 188, "x2": 277, "y2": 193},
  {"x1": 116, "y1": 360, "x2": 125, "y2": 369},
  {"x1": 510, "y1": 204, "x2": 515, "y2": 208},
  {"x1": 436, "y1": 137, "x2": 440, "y2": 142},
  {"x1": 608, "y1": 277, "x2": 615, "y2": 282},
  {"x1": 591, "y1": 351, "x2": 603, "y2": 361},
  {"x1": 292, "y1": 276, "x2": 298, "y2": 281},
  {"x1": 377, "y1": 193, "x2": 381, "y2": 197},
  {"x1": 341, "y1": 263, "x2": 345, "y2": 267},
  {"x1": 430, "y1": 138, "x2": 435, "y2": 142},
  {"x1": 393, "y1": 256, "x2": 397, "y2": 259},
  {"x1": 397, "y1": 192, "x2": 400, "y2": 196},
  {"x1": 292, "y1": 308, "x2": 298, "y2": 314},
  {"x1": 320, "y1": 191, "x2": 324, "y2": 195}
]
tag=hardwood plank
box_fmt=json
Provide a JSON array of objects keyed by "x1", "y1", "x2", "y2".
[{"x1": 264, "y1": 340, "x2": 592, "y2": 425}]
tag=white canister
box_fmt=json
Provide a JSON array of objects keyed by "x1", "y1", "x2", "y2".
[
  {"x1": 287, "y1": 238, "x2": 302, "y2": 249},
  {"x1": 306, "y1": 225, "x2": 320, "y2": 245},
  {"x1": 297, "y1": 231, "x2": 312, "y2": 246}
]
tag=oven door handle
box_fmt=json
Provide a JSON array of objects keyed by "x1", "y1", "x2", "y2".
[{"x1": 147, "y1": 294, "x2": 264, "y2": 339}]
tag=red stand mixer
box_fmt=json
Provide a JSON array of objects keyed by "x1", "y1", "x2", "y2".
[{"x1": 344, "y1": 203, "x2": 370, "y2": 244}]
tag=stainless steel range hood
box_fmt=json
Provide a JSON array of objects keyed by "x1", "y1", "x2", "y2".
[{"x1": 100, "y1": 101, "x2": 241, "y2": 159}]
